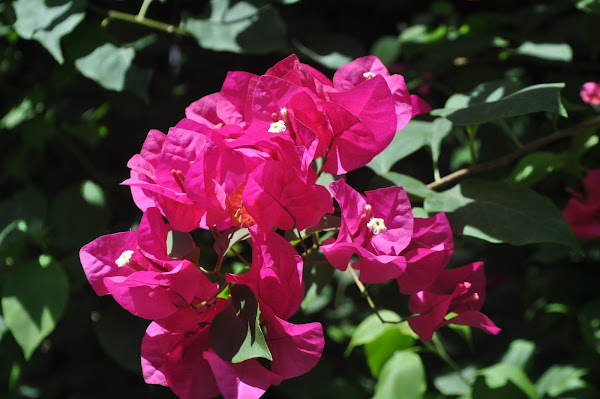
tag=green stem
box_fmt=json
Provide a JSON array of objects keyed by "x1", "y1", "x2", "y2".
[
  {"x1": 347, "y1": 267, "x2": 399, "y2": 324},
  {"x1": 86, "y1": 1, "x2": 188, "y2": 35},
  {"x1": 427, "y1": 334, "x2": 471, "y2": 386},
  {"x1": 467, "y1": 124, "x2": 479, "y2": 165},
  {"x1": 137, "y1": 0, "x2": 153, "y2": 20}
]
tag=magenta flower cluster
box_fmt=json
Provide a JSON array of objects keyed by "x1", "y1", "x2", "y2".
[
  {"x1": 563, "y1": 169, "x2": 600, "y2": 239},
  {"x1": 79, "y1": 55, "x2": 499, "y2": 399}
]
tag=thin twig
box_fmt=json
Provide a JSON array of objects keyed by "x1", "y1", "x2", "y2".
[
  {"x1": 86, "y1": 1, "x2": 188, "y2": 35},
  {"x1": 347, "y1": 267, "x2": 398, "y2": 324},
  {"x1": 427, "y1": 116, "x2": 600, "y2": 191}
]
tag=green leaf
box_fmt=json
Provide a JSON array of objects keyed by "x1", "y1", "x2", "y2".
[
  {"x1": 379, "y1": 172, "x2": 435, "y2": 199},
  {"x1": 346, "y1": 310, "x2": 403, "y2": 355},
  {"x1": 424, "y1": 179, "x2": 579, "y2": 248},
  {"x1": 367, "y1": 121, "x2": 432, "y2": 174},
  {"x1": 429, "y1": 118, "x2": 453, "y2": 165},
  {"x1": 2, "y1": 257, "x2": 69, "y2": 359},
  {"x1": 576, "y1": 0, "x2": 600, "y2": 13},
  {"x1": 50, "y1": 183, "x2": 109, "y2": 249},
  {"x1": 0, "y1": 314, "x2": 7, "y2": 343},
  {"x1": 370, "y1": 35, "x2": 400, "y2": 65},
  {"x1": 365, "y1": 323, "x2": 416, "y2": 377},
  {"x1": 166, "y1": 230, "x2": 196, "y2": 260},
  {"x1": 231, "y1": 309, "x2": 272, "y2": 363},
  {"x1": 92, "y1": 304, "x2": 148, "y2": 374},
  {"x1": 432, "y1": 83, "x2": 567, "y2": 125},
  {"x1": 80, "y1": 180, "x2": 106, "y2": 207},
  {"x1": 181, "y1": 0, "x2": 285, "y2": 54},
  {"x1": 501, "y1": 339, "x2": 536, "y2": 369},
  {"x1": 473, "y1": 364, "x2": 538, "y2": 399},
  {"x1": 208, "y1": 285, "x2": 272, "y2": 363},
  {"x1": 507, "y1": 152, "x2": 563, "y2": 187},
  {"x1": 578, "y1": 298, "x2": 600, "y2": 354},
  {"x1": 536, "y1": 365, "x2": 587, "y2": 398},
  {"x1": 294, "y1": 34, "x2": 363, "y2": 70},
  {"x1": 434, "y1": 366, "x2": 478, "y2": 396},
  {"x1": 13, "y1": 0, "x2": 84, "y2": 63},
  {"x1": 515, "y1": 42, "x2": 573, "y2": 62},
  {"x1": 373, "y1": 350, "x2": 426, "y2": 399},
  {"x1": 75, "y1": 43, "x2": 150, "y2": 96}
]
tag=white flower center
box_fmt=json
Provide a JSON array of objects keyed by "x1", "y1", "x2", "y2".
[
  {"x1": 367, "y1": 218, "x2": 387, "y2": 235},
  {"x1": 115, "y1": 250, "x2": 134, "y2": 267},
  {"x1": 363, "y1": 71, "x2": 376, "y2": 79},
  {"x1": 268, "y1": 120, "x2": 286, "y2": 133}
]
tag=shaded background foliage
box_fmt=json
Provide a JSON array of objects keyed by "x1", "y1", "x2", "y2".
[{"x1": 2, "y1": 0, "x2": 600, "y2": 398}]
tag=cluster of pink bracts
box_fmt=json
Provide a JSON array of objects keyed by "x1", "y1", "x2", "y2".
[{"x1": 79, "y1": 55, "x2": 499, "y2": 399}]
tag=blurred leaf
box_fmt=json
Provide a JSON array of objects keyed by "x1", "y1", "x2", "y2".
[
  {"x1": 434, "y1": 366, "x2": 478, "y2": 396},
  {"x1": 181, "y1": 0, "x2": 285, "y2": 54},
  {"x1": 367, "y1": 121, "x2": 431, "y2": 174},
  {"x1": 398, "y1": 24, "x2": 447, "y2": 45},
  {"x1": 12, "y1": 0, "x2": 84, "y2": 63},
  {"x1": 473, "y1": 363, "x2": 538, "y2": 399},
  {"x1": 346, "y1": 310, "x2": 403, "y2": 355},
  {"x1": 575, "y1": 0, "x2": 600, "y2": 13},
  {"x1": 424, "y1": 179, "x2": 579, "y2": 248},
  {"x1": 578, "y1": 298, "x2": 600, "y2": 354},
  {"x1": 379, "y1": 172, "x2": 434, "y2": 199},
  {"x1": 515, "y1": 42, "x2": 573, "y2": 62},
  {"x1": 0, "y1": 314, "x2": 7, "y2": 343},
  {"x1": 506, "y1": 152, "x2": 563, "y2": 187},
  {"x1": 1, "y1": 257, "x2": 69, "y2": 359},
  {"x1": 92, "y1": 305, "x2": 148, "y2": 374},
  {"x1": 501, "y1": 339, "x2": 535, "y2": 369},
  {"x1": 365, "y1": 323, "x2": 416, "y2": 377},
  {"x1": 302, "y1": 283, "x2": 332, "y2": 315},
  {"x1": 295, "y1": 34, "x2": 363, "y2": 70},
  {"x1": 432, "y1": 83, "x2": 567, "y2": 125},
  {"x1": 370, "y1": 36, "x2": 400, "y2": 65},
  {"x1": 50, "y1": 183, "x2": 109, "y2": 248},
  {"x1": 373, "y1": 350, "x2": 426, "y2": 399},
  {"x1": 0, "y1": 97, "x2": 39, "y2": 130},
  {"x1": 536, "y1": 365, "x2": 587, "y2": 398},
  {"x1": 80, "y1": 180, "x2": 106, "y2": 207},
  {"x1": 74, "y1": 42, "x2": 150, "y2": 98}
]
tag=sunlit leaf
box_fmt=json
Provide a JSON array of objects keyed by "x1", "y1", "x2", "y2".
[
  {"x1": 2, "y1": 258, "x2": 69, "y2": 359},
  {"x1": 364, "y1": 324, "x2": 415, "y2": 377},
  {"x1": 536, "y1": 365, "x2": 587, "y2": 398},
  {"x1": 432, "y1": 83, "x2": 567, "y2": 125},
  {"x1": 515, "y1": 42, "x2": 573, "y2": 62},
  {"x1": 473, "y1": 363, "x2": 538, "y2": 399},
  {"x1": 75, "y1": 43, "x2": 150, "y2": 97},
  {"x1": 367, "y1": 121, "x2": 431, "y2": 174},
  {"x1": 373, "y1": 350, "x2": 426, "y2": 399},
  {"x1": 501, "y1": 339, "x2": 535, "y2": 370},
  {"x1": 424, "y1": 179, "x2": 579, "y2": 248},
  {"x1": 346, "y1": 310, "x2": 403, "y2": 355},
  {"x1": 378, "y1": 172, "x2": 434, "y2": 199},
  {"x1": 12, "y1": 0, "x2": 84, "y2": 63},
  {"x1": 181, "y1": 0, "x2": 285, "y2": 54},
  {"x1": 507, "y1": 152, "x2": 563, "y2": 187}
]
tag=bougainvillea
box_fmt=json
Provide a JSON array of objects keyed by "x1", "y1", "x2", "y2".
[
  {"x1": 79, "y1": 55, "x2": 499, "y2": 399},
  {"x1": 581, "y1": 82, "x2": 600, "y2": 105},
  {"x1": 563, "y1": 169, "x2": 600, "y2": 239}
]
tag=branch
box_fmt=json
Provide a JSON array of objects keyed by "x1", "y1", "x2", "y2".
[
  {"x1": 427, "y1": 116, "x2": 600, "y2": 190},
  {"x1": 86, "y1": 1, "x2": 189, "y2": 36}
]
